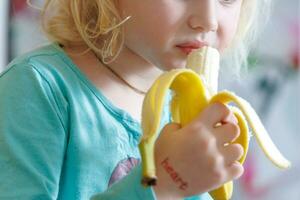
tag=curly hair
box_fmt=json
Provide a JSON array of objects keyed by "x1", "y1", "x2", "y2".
[{"x1": 34, "y1": 0, "x2": 271, "y2": 73}]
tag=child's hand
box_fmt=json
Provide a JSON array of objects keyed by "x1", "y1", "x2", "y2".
[{"x1": 153, "y1": 103, "x2": 244, "y2": 200}]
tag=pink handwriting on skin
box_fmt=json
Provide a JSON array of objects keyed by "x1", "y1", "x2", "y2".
[{"x1": 161, "y1": 157, "x2": 188, "y2": 190}]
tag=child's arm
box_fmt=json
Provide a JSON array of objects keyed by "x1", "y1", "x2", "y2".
[{"x1": 0, "y1": 63, "x2": 67, "y2": 199}]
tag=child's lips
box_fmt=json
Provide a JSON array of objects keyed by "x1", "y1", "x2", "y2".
[
  {"x1": 176, "y1": 46, "x2": 198, "y2": 55},
  {"x1": 176, "y1": 41, "x2": 208, "y2": 55}
]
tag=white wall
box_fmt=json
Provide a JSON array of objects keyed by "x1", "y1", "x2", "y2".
[{"x1": 0, "y1": 0, "x2": 9, "y2": 72}]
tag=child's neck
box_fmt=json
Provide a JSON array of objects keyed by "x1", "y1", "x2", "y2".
[
  {"x1": 65, "y1": 44, "x2": 162, "y2": 93},
  {"x1": 105, "y1": 46, "x2": 163, "y2": 93},
  {"x1": 63, "y1": 44, "x2": 163, "y2": 121}
]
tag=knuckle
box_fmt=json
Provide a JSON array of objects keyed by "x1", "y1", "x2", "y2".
[
  {"x1": 199, "y1": 136, "x2": 214, "y2": 151},
  {"x1": 208, "y1": 154, "x2": 223, "y2": 169},
  {"x1": 188, "y1": 123, "x2": 218, "y2": 152},
  {"x1": 207, "y1": 156, "x2": 216, "y2": 168},
  {"x1": 211, "y1": 168, "x2": 225, "y2": 183},
  {"x1": 207, "y1": 155, "x2": 226, "y2": 183},
  {"x1": 189, "y1": 121, "x2": 206, "y2": 133},
  {"x1": 215, "y1": 103, "x2": 230, "y2": 116}
]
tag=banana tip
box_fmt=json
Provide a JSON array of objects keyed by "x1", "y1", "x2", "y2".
[
  {"x1": 141, "y1": 177, "x2": 157, "y2": 187},
  {"x1": 277, "y1": 161, "x2": 292, "y2": 170},
  {"x1": 285, "y1": 162, "x2": 292, "y2": 169}
]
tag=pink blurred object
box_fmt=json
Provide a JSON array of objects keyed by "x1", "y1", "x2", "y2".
[
  {"x1": 289, "y1": 21, "x2": 300, "y2": 70},
  {"x1": 240, "y1": 155, "x2": 269, "y2": 198},
  {"x1": 11, "y1": 0, "x2": 28, "y2": 14}
]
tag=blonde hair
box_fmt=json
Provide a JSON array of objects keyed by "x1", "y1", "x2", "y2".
[
  {"x1": 34, "y1": 0, "x2": 271, "y2": 73},
  {"x1": 35, "y1": 0, "x2": 128, "y2": 64},
  {"x1": 223, "y1": 0, "x2": 272, "y2": 78}
]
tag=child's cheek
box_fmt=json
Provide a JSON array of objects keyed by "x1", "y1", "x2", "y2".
[
  {"x1": 218, "y1": 13, "x2": 241, "y2": 51},
  {"x1": 215, "y1": 2, "x2": 242, "y2": 51}
]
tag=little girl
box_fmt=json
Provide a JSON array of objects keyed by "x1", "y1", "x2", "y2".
[{"x1": 0, "y1": 0, "x2": 270, "y2": 199}]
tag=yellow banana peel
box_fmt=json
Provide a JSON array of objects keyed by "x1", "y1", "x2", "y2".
[{"x1": 139, "y1": 46, "x2": 291, "y2": 200}]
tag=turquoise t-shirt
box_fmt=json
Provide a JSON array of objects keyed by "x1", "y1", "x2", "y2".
[{"x1": 0, "y1": 44, "x2": 212, "y2": 200}]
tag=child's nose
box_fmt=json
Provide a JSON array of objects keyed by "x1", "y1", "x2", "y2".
[{"x1": 188, "y1": 0, "x2": 218, "y2": 33}]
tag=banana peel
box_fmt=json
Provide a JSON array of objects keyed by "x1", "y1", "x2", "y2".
[{"x1": 139, "y1": 47, "x2": 291, "y2": 200}]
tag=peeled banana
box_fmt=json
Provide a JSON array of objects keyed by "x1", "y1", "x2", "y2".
[{"x1": 139, "y1": 46, "x2": 291, "y2": 200}]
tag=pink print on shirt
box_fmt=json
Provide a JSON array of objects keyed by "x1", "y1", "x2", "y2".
[{"x1": 108, "y1": 157, "x2": 139, "y2": 187}]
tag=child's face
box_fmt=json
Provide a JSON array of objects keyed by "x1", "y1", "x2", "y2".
[{"x1": 118, "y1": 0, "x2": 243, "y2": 70}]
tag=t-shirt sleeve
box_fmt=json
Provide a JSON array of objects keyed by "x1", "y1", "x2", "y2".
[
  {"x1": 90, "y1": 162, "x2": 213, "y2": 200},
  {"x1": 0, "y1": 63, "x2": 68, "y2": 199},
  {"x1": 91, "y1": 163, "x2": 157, "y2": 200}
]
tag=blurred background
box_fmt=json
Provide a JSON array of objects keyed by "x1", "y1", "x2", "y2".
[{"x1": 0, "y1": 0, "x2": 299, "y2": 199}]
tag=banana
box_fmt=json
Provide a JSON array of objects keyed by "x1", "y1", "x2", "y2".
[
  {"x1": 139, "y1": 46, "x2": 291, "y2": 200},
  {"x1": 186, "y1": 46, "x2": 220, "y2": 96}
]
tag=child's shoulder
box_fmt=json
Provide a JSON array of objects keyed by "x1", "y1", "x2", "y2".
[
  {"x1": 0, "y1": 43, "x2": 83, "y2": 103},
  {"x1": 6, "y1": 43, "x2": 68, "y2": 72},
  {"x1": 1, "y1": 43, "x2": 79, "y2": 86}
]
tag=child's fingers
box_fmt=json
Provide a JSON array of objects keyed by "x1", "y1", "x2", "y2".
[
  {"x1": 203, "y1": 102, "x2": 232, "y2": 127},
  {"x1": 221, "y1": 111, "x2": 238, "y2": 124},
  {"x1": 221, "y1": 144, "x2": 244, "y2": 165},
  {"x1": 215, "y1": 123, "x2": 240, "y2": 146},
  {"x1": 226, "y1": 161, "x2": 244, "y2": 181},
  {"x1": 187, "y1": 103, "x2": 237, "y2": 136}
]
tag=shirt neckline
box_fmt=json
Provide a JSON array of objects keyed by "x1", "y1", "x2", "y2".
[{"x1": 50, "y1": 43, "x2": 143, "y2": 135}]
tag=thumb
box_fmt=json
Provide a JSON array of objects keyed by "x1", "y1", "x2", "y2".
[
  {"x1": 161, "y1": 122, "x2": 182, "y2": 134},
  {"x1": 157, "y1": 123, "x2": 182, "y2": 142}
]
